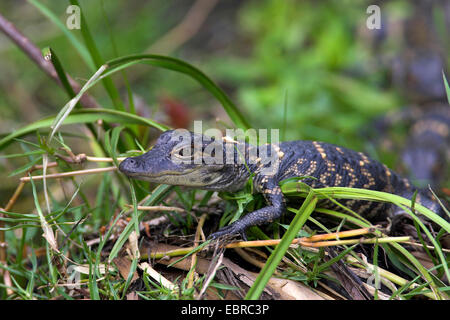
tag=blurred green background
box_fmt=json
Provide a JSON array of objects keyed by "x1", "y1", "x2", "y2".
[{"x1": 0, "y1": 0, "x2": 448, "y2": 198}]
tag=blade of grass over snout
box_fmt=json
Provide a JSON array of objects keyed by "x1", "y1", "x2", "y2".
[
  {"x1": 29, "y1": 0, "x2": 95, "y2": 70},
  {"x1": 100, "y1": 54, "x2": 250, "y2": 130},
  {"x1": 0, "y1": 109, "x2": 168, "y2": 150},
  {"x1": 245, "y1": 190, "x2": 318, "y2": 300},
  {"x1": 69, "y1": 0, "x2": 124, "y2": 111}
]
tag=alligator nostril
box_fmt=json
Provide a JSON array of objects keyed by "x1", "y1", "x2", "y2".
[{"x1": 119, "y1": 158, "x2": 136, "y2": 173}]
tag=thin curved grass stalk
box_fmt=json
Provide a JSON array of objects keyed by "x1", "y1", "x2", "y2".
[
  {"x1": 49, "y1": 65, "x2": 107, "y2": 142},
  {"x1": 395, "y1": 202, "x2": 450, "y2": 285},
  {"x1": 28, "y1": 174, "x2": 58, "y2": 254},
  {"x1": 0, "y1": 108, "x2": 168, "y2": 150},
  {"x1": 82, "y1": 54, "x2": 250, "y2": 130}
]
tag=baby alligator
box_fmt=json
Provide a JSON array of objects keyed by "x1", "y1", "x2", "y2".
[{"x1": 119, "y1": 130, "x2": 446, "y2": 239}]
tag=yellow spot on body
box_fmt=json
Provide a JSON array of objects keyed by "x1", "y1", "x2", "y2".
[
  {"x1": 320, "y1": 172, "x2": 331, "y2": 185},
  {"x1": 334, "y1": 173, "x2": 343, "y2": 186},
  {"x1": 325, "y1": 160, "x2": 336, "y2": 172},
  {"x1": 304, "y1": 160, "x2": 317, "y2": 176},
  {"x1": 403, "y1": 178, "x2": 411, "y2": 189},
  {"x1": 384, "y1": 165, "x2": 391, "y2": 177},
  {"x1": 313, "y1": 141, "x2": 327, "y2": 159},
  {"x1": 361, "y1": 168, "x2": 375, "y2": 188},
  {"x1": 343, "y1": 163, "x2": 357, "y2": 187},
  {"x1": 358, "y1": 152, "x2": 371, "y2": 164}
]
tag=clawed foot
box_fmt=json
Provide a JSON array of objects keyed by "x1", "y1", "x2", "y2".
[{"x1": 208, "y1": 223, "x2": 248, "y2": 241}]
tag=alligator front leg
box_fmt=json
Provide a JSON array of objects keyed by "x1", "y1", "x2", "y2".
[{"x1": 209, "y1": 183, "x2": 285, "y2": 240}]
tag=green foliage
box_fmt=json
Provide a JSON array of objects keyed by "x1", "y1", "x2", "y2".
[
  {"x1": 246, "y1": 189, "x2": 317, "y2": 300},
  {"x1": 0, "y1": 0, "x2": 448, "y2": 301},
  {"x1": 205, "y1": 0, "x2": 400, "y2": 150}
]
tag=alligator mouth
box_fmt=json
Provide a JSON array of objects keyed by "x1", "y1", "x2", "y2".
[{"x1": 120, "y1": 168, "x2": 196, "y2": 180}]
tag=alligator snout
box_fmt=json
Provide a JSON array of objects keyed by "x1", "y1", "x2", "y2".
[{"x1": 118, "y1": 157, "x2": 139, "y2": 176}]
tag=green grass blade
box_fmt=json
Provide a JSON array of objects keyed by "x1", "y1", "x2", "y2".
[
  {"x1": 397, "y1": 203, "x2": 450, "y2": 284},
  {"x1": 281, "y1": 184, "x2": 450, "y2": 233},
  {"x1": 42, "y1": 47, "x2": 76, "y2": 98},
  {"x1": 102, "y1": 54, "x2": 251, "y2": 130},
  {"x1": 389, "y1": 242, "x2": 443, "y2": 300},
  {"x1": 0, "y1": 150, "x2": 45, "y2": 159},
  {"x1": 7, "y1": 156, "x2": 42, "y2": 177},
  {"x1": 69, "y1": 0, "x2": 124, "y2": 111},
  {"x1": 108, "y1": 184, "x2": 173, "y2": 262},
  {"x1": 28, "y1": 0, "x2": 95, "y2": 70},
  {"x1": 0, "y1": 108, "x2": 168, "y2": 150},
  {"x1": 443, "y1": 71, "x2": 450, "y2": 105},
  {"x1": 129, "y1": 179, "x2": 140, "y2": 237},
  {"x1": 100, "y1": 0, "x2": 136, "y2": 118},
  {"x1": 104, "y1": 126, "x2": 125, "y2": 168},
  {"x1": 245, "y1": 190, "x2": 317, "y2": 300},
  {"x1": 49, "y1": 65, "x2": 107, "y2": 141}
]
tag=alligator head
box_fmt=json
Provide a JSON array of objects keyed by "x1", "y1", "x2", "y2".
[{"x1": 118, "y1": 129, "x2": 251, "y2": 191}]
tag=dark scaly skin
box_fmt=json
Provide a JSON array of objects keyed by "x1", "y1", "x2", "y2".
[
  {"x1": 367, "y1": 1, "x2": 448, "y2": 105},
  {"x1": 402, "y1": 106, "x2": 450, "y2": 188},
  {"x1": 369, "y1": 105, "x2": 450, "y2": 188},
  {"x1": 119, "y1": 130, "x2": 447, "y2": 239}
]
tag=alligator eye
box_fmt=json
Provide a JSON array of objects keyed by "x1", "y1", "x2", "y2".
[
  {"x1": 172, "y1": 144, "x2": 195, "y2": 160},
  {"x1": 178, "y1": 148, "x2": 190, "y2": 157}
]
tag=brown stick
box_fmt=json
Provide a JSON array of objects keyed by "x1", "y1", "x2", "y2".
[
  {"x1": 124, "y1": 205, "x2": 184, "y2": 213},
  {"x1": 20, "y1": 166, "x2": 117, "y2": 182},
  {"x1": 0, "y1": 12, "x2": 99, "y2": 109},
  {"x1": 0, "y1": 180, "x2": 26, "y2": 272},
  {"x1": 188, "y1": 213, "x2": 207, "y2": 288}
]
